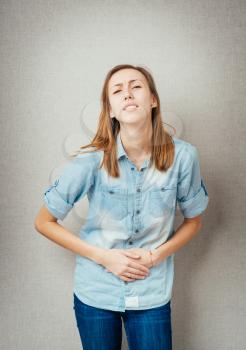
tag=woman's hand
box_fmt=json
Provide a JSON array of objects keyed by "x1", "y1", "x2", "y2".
[
  {"x1": 120, "y1": 248, "x2": 155, "y2": 269},
  {"x1": 100, "y1": 248, "x2": 150, "y2": 282}
]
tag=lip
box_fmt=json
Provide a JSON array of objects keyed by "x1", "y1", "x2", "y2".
[{"x1": 123, "y1": 103, "x2": 139, "y2": 110}]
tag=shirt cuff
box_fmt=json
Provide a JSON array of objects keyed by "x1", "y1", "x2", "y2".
[
  {"x1": 178, "y1": 180, "x2": 209, "y2": 218},
  {"x1": 44, "y1": 185, "x2": 73, "y2": 220}
]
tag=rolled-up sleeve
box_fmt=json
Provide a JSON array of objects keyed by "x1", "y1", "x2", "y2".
[
  {"x1": 43, "y1": 153, "x2": 97, "y2": 220},
  {"x1": 177, "y1": 145, "x2": 209, "y2": 218}
]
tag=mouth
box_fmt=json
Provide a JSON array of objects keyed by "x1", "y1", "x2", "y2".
[{"x1": 123, "y1": 104, "x2": 139, "y2": 111}]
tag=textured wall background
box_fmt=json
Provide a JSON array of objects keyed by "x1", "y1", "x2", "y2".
[{"x1": 1, "y1": 0, "x2": 245, "y2": 349}]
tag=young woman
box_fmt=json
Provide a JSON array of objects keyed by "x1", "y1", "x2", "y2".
[{"x1": 34, "y1": 64, "x2": 209, "y2": 350}]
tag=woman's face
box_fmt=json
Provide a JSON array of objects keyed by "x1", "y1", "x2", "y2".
[{"x1": 107, "y1": 68, "x2": 157, "y2": 125}]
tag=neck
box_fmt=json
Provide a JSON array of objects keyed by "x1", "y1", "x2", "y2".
[{"x1": 119, "y1": 124, "x2": 152, "y2": 160}]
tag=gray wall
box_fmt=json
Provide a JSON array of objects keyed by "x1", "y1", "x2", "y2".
[{"x1": 1, "y1": 1, "x2": 245, "y2": 349}]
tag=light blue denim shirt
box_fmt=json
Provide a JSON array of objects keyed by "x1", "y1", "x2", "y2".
[{"x1": 43, "y1": 133, "x2": 209, "y2": 312}]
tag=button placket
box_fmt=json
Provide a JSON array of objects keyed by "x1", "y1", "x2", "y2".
[{"x1": 134, "y1": 181, "x2": 142, "y2": 234}]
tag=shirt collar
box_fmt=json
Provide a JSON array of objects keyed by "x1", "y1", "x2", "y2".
[{"x1": 116, "y1": 132, "x2": 151, "y2": 168}]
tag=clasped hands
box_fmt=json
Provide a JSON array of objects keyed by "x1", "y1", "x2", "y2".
[
  {"x1": 102, "y1": 247, "x2": 157, "y2": 283},
  {"x1": 120, "y1": 247, "x2": 154, "y2": 268}
]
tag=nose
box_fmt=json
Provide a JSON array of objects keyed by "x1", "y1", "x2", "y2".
[{"x1": 123, "y1": 87, "x2": 133, "y2": 100}]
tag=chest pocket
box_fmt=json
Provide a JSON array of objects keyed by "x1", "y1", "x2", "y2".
[
  {"x1": 149, "y1": 185, "x2": 177, "y2": 218},
  {"x1": 100, "y1": 185, "x2": 128, "y2": 220}
]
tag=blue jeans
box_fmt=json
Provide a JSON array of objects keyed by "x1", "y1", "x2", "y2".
[{"x1": 73, "y1": 293, "x2": 172, "y2": 350}]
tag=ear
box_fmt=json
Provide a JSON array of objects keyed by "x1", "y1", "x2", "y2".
[
  {"x1": 151, "y1": 95, "x2": 157, "y2": 108},
  {"x1": 108, "y1": 105, "x2": 114, "y2": 118}
]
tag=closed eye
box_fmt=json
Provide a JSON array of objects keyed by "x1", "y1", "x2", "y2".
[{"x1": 113, "y1": 86, "x2": 142, "y2": 94}]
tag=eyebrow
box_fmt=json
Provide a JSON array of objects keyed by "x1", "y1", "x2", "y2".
[{"x1": 110, "y1": 79, "x2": 142, "y2": 90}]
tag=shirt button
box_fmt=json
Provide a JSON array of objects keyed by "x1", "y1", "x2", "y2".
[
  {"x1": 136, "y1": 210, "x2": 140, "y2": 214},
  {"x1": 141, "y1": 169, "x2": 144, "y2": 172},
  {"x1": 135, "y1": 229, "x2": 139, "y2": 233},
  {"x1": 128, "y1": 241, "x2": 133, "y2": 245},
  {"x1": 131, "y1": 167, "x2": 134, "y2": 170},
  {"x1": 137, "y1": 188, "x2": 141, "y2": 192}
]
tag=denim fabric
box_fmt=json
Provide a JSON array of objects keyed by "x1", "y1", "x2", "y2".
[
  {"x1": 73, "y1": 292, "x2": 172, "y2": 350},
  {"x1": 43, "y1": 133, "x2": 209, "y2": 312}
]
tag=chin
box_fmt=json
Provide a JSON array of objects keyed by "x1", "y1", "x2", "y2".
[{"x1": 120, "y1": 117, "x2": 146, "y2": 125}]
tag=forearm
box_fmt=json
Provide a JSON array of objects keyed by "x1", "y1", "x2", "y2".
[
  {"x1": 35, "y1": 221, "x2": 104, "y2": 263},
  {"x1": 152, "y1": 218, "x2": 202, "y2": 266}
]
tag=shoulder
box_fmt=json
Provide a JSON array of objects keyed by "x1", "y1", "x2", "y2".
[
  {"x1": 172, "y1": 136, "x2": 198, "y2": 162},
  {"x1": 71, "y1": 148, "x2": 103, "y2": 166}
]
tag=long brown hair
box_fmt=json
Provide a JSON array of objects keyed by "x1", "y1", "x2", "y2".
[{"x1": 72, "y1": 64, "x2": 175, "y2": 178}]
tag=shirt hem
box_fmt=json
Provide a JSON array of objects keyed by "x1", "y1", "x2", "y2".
[{"x1": 73, "y1": 289, "x2": 171, "y2": 312}]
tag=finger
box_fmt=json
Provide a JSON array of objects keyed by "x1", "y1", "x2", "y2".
[
  {"x1": 120, "y1": 275, "x2": 135, "y2": 282},
  {"x1": 126, "y1": 266, "x2": 148, "y2": 277},
  {"x1": 130, "y1": 261, "x2": 149, "y2": 273},
  {"x1": 123, "y1": 271, "x2": 146, "y2": 279}
]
